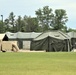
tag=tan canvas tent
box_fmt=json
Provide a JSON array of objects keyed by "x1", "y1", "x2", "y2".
[
  {"x1": 1, "y1": 41, "x2": 19, "y2": 52},
  {"x1": 0, "y1": 33, "x2": 19, "y2": 52},
  {"x1": 0, "y1": 34, "x2": 6, "y2": 41}
]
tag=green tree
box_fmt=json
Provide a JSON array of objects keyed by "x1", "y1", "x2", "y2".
[
  {"x1": 51, "y1": 9, "x2": 68, "y2": 30},
  {"x1": 24, "y1": 16, "x2": 39, "y2": 32},
  {"x1": 15, "y1": 16, "x2": 23, "y2": 32},
  {"x1": 67, "y1": 28, "x2": 76, "y2": 32},
  {"x1": 9, "y1": 12, "x2": 15, "y2": 32},
  {"x1": 4, "y1": 19, "x2": 10, "y2": 32},
  {"x1": 35, "y1": 6, "x2": 53, "y2": 31},
  {"x1": 0, "y1": 20, "x2": 5, "y2": 33},
  {"x1": 62, "y1": 25, "x2": 68, "y2": 32},
  {"x1": 0, "y1": 15, "x2": 5, "y2": 33}
]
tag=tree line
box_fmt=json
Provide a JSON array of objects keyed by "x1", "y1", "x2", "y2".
[{"x1": 0, "y1": 6, "x2": 75, "y2": 33}]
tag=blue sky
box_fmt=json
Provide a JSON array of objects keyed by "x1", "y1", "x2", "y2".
[{"x1": 0, "y1": 0, "x2": 76, "y2": 29}]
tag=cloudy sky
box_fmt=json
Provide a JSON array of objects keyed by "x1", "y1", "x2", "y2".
[{"x1": 0, "y1": 0, "x2": 76, "y2": 28}]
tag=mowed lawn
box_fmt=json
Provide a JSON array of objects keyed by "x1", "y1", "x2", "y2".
[{"x1": 0, "y1": 52, "x2": 76, "y2": 75}]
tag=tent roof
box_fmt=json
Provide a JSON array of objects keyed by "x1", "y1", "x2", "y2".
[
  {"x1": 0, "y1": 34, "x2": 6, "y2": 40},
  {"x1": 67, "y1": 31, "x2": 76, "y2": 38},
  {"x1": 5, "y1": 32, "x2": 41, "y2": 39},
  {"x1": 5, "y1": 32, "x2": 17, "y2": 39},
  {"x1": 17, "y1": 32, "x2": 41, "y2": 39},
  {"x1": 34, "y1": 30, "x2": 69, "y2": 41}
]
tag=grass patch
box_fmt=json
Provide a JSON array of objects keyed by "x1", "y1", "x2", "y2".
[{"x1": 0, "y1": 52, "x2": 76, "y2": 75}]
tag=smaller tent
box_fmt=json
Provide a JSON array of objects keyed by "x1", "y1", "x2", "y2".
[
  {"x1": 30, "y1": 30, "x2": 71, "y2": 52},
  {"x1": 0, "y1": 34, "x2": 8, "y2": 51}
]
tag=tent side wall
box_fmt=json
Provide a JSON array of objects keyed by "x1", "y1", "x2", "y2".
[
  {"x1": 30, "y1": 38, "x2": 48, "y2": 51},
  {"x1": 48, "y1": 37, "x2": 69, "y2": 52}
]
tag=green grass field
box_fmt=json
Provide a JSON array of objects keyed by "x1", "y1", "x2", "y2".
[{"x1": 0, "y1": 52, "x2": 76, "y2": 75}]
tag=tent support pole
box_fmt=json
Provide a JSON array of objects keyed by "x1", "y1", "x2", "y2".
[
  {"x1": 67, "y1": 39, "x2": 70, "y2": 52},
  {"x1": 48, "y1": 36, "x2": 49, "y2": 52}
]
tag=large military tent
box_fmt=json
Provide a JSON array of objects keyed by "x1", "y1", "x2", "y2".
[
  {"x1": 67, "y1": 31, "x2": 76, "y2": 49},
  {"x1": 30, "y1": 31, "x2": 71, "y2": 52},
  {"x1": 6, "y1": 32, "x2": 41, "y2": 49}
]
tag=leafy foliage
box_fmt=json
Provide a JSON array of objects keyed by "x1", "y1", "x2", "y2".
[
  {"x1": 35, "y1": 6, "x2": 53, "y2": 31},
  {"x1": 51, "y1": 9, "x2": 68, "y2": 30},
  {"x1": 8, "y1": 12, "x2": 15, "y2": 32},
  {"x1": 0, "y1": 6, "x2": 75, "y2": 33}
]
